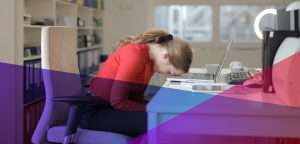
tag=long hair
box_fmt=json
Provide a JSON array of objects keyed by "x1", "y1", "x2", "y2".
[
  {"x1": 117, "y1": 30, "x2": 169, "y2": 47},
  {"x1": 116, "y1": 29, "x2": 193, "y2": 73}
]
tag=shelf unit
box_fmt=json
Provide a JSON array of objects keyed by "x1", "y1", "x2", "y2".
[
  {"x1": 23, "y1": 0, "x2": 104, "y2": 75},
  {"x1": 78, "y1": 44, "x2": 103, "y2": 52},
  {"x1": 23, "y1": 0, "x2": 104, "y2": 60},
  {"x1": 23, "y1": 1, "x2": 104, "y2": 144},
  {"x1": 24, "y1": 25, "x2": 44, "y2": 29},
  {"x1": 22, "y1": 0, "x2": 104, "y2": 99},
  {"x1": 23, "y1": 55, "x2": 41, "y2": 61}
]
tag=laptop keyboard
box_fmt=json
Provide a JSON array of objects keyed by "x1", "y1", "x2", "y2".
[
  {"x1": 225, "y1": 71, "x2": 254, "y2": 85},
  {"x1": 169, "y1": 73, "x2": 214, "y2": 80}
]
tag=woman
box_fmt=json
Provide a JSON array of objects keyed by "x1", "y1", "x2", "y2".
[{"x1": 80, "y1": 29, "x2": 193, "y2": 137}]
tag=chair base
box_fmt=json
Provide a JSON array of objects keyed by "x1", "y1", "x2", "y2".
[{"x1": 47, "y1": 126, "x2": 130, "y2": 144}]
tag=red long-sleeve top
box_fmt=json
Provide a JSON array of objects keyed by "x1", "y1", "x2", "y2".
[{"x1": 90, "y1": 43, "x2": 154, "y2": 111}]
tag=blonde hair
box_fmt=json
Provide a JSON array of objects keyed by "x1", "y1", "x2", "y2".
[{"x1": 117, "y1": 29, "x2": 193, "y2": 73}]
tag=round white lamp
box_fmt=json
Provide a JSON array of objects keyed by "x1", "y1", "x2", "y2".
[
  {"x1": 254, "y1": 8, "x2": 277, "y2": 39},
  {"x1": 286, "y1": 1, "x2": 300, "y2": 11}
]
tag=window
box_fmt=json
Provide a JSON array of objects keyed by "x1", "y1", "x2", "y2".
[
  {"x1": 220, "y1": 5, "x2": 276, "y2": 41},
  {"x1": 153, "y1": 1, "x2": 280, "y2": 45},
  {"x1": 155, "y1": 5, "x2": 212, "y2": 42}
]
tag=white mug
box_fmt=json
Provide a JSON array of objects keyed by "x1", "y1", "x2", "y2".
[{"x1": 229, "y1": 61, "x2": 243, "y2": 72}]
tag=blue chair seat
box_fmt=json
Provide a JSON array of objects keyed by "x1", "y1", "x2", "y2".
[{"x1": 47, "y1": 126, "x2": 130, "y2": 144}]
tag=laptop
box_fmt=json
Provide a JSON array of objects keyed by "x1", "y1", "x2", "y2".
[
  {"x1": 168, "y1": 40, "x2": 233, "y2": 82},
  {"x1": 213, "y1": 40, "x2": 233, "y2": 82}
]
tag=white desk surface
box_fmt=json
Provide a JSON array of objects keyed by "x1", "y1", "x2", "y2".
[
  {"x1": 147, "y1": 84, "x2": 300, "y2": 116},
  {"x1": 147, "y1": 68, "x2": 300, "y2": 138},
  {"x1": 148, "y1": 67, "x2": 298, "y2": 115}
]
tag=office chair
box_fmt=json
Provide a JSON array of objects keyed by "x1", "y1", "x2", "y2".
[{"x1": 32, "y1": 27, "x2": 130, "y2": 144}]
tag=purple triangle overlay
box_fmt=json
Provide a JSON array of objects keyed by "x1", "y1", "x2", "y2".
[{"x1": 1, "y1": 51, "x2": 300, "y2": 144}]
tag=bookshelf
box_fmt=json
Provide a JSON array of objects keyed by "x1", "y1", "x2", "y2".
[
  {"x1": 24, "y1": 25, "x2": 44, "y2": 29},
  {"x1": 23, "y1": 55, "x2": 41, "y2": 61},
  {"x1": 22, "y1": 1, "x2": 104, "y2": 144},
  {"x1": 24, "y1": 0, "x2": 104, "y2": 57},
  {"x1": 23, "y1": 0, "x2": 104, "y2": 93}
]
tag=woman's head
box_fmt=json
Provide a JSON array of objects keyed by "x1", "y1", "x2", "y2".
[{"x1": 118, "y1": 29, "x2": 193, "y2": 76}]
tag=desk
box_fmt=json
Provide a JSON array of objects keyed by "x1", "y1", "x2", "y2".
[{"x1": 147, "y1": 69, "x2": 300, "y2": 144}]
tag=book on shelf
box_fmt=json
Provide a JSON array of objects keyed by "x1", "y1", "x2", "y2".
[
  {"x1": 24, "y1": 60, "x2": 44, "y2": 104},
  {"x1": 92, "y1": 49, "x2": 100, "y2": 71},
  {"x1": 87, "y1": 51, "x2": 93, "y2": 73}
]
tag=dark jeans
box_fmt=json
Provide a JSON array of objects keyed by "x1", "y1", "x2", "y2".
[{"x1": 79, "y1": 104, "x2": 147, "y2": 137}]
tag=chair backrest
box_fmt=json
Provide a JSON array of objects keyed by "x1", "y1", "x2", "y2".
[{"x1": 32, "y1": 27, "x2": 83, "y2": 144}]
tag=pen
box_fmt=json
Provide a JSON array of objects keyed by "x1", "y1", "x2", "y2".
[
  {"x1": 170, "y1": 80, "x2": 182, "y2": 83},
  {"x1": 169, "y1": 80, "x2": 196, "y2": 83}
]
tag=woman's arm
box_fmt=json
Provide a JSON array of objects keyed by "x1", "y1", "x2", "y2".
[
  {"x1": 110, "y1": 81, "x2": 146, "y2": 111},
  {"x1": 110, "y1": 47, "x2": 148, "y2": 111}
]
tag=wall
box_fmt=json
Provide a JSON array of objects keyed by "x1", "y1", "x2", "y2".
[
  {"x1": 103, "y1": 0, "x2": 148, "y2": 54},
  {"x1": 192, "y1": 46, "x2": 262, "y2": 68},
  {"x1": 103, "y1": 0, "x2": 293, "y2": 68},
  {"x1": 0, "y1": 0, "x2": 23, "y2": 143}
]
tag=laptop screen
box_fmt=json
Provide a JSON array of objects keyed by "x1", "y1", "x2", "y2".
[{"x1": 214, "y1": 40, "x2": 233, "y2": 82}]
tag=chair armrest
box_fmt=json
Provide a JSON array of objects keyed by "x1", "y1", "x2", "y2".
[
  {"x1": 54, "y1": 96, "x2": 108, "y2": 143},
  {"x1": 54, "y1": 96, "x2": 104, "y2": 105},
  {"x1": 64, "y1": 104, "x2": 81, "y2": 143}
]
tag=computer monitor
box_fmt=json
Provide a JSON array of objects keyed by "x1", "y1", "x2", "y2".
[{"x1": 276, "y1": 8, "x2": 291, "y2": 31}]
